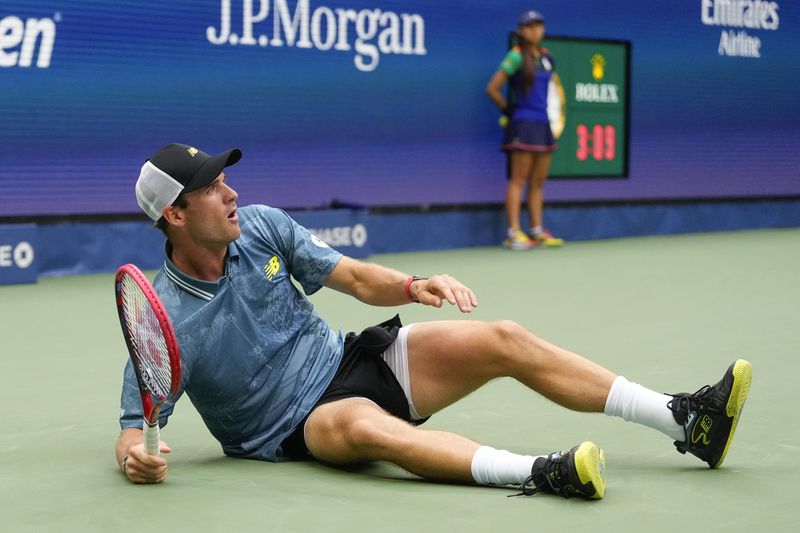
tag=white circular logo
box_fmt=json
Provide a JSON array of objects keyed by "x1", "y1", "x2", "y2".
[
  {"x1": 351, "y1": 224, "x2": 367, "y2": 248},
  {"x1": 13, "y1": 241, "x2": 34, "y2": 269}
]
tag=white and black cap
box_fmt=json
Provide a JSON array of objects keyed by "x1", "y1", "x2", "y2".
[{"x1": 136, "y1": 143, "x2": 242, "y2": 221}]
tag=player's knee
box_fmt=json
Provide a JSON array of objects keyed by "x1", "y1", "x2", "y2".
[
  {"x1": 490, "y1": 320, "x2": 538, "y2": 368},
  {"x1": 345, "y1": 417, "x2": 397, "y2": 456},
  {"x1": 492, "y1": 320, "x2": 528, "y2": 348}
]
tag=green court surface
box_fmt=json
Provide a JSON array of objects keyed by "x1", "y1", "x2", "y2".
[{"x1": 2, "y1": 229, "x2": 798, "y2": 532}]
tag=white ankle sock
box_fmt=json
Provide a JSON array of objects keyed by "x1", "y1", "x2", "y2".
[
  {"x1": 604, "y1": 376, "x2": 685, "y2": 442},
  {"x1": 530, "y1": 225, "x2": 543, "y2": 236},
  {"x1": 470, "y1": 446, "x2": 543, "y2": 486}
]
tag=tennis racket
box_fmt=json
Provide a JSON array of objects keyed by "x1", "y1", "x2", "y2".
[{"x1": 115, "y1": 264, "x2": 181, "y2": 456}]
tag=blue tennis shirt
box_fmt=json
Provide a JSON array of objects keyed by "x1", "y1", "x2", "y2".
[
  {"x1": 119, "y1": 205, "x2": 344, "y2": 461},
  {"x1": 500, "y1": 46, "x2": 556, "y2": 123}
]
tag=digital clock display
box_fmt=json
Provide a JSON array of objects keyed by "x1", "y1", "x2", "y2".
[{"x1": 542, "y1": 37, "x2": 630, "y2": 178}]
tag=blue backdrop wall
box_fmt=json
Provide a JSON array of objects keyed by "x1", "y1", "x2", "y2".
[{"x1": 1, "y1": 0, "x2": 799, "y2": 218}]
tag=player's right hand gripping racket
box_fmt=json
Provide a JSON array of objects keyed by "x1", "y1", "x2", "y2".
[{"x1": 115, "y1": 264, "x2": 182, "y2": 456}]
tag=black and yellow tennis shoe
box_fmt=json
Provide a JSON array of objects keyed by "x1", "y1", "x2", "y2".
[
  {"x1": 512, "y1": 441, "x2": 606, "y2": 499},
  {"x1": 667, "y1": 359, "x2": 752, "y2": 469}
]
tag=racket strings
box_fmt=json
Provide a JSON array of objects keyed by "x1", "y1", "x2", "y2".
[{"x1": 120, "y1": 274, "x2": 173, "y2": 399}]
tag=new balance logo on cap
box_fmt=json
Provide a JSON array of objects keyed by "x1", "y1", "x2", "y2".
[{"x1": 135, "y1": 143, "x2": 242, "y2": 221}]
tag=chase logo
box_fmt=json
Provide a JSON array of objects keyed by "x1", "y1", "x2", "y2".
[
  {"x1": 264, "y1": 255, "x2": 281, "y2": 280},
  {"x1": 591, "y1": 53, "x2": 606, "y2": 81},
  {"x1": 309, "y1": 224, "x2": 367, "y2": 248},
  {"x1": 0, "y1": 14, "x2": 58, "y2": 68},
  {"x1": 0, "y1": 241, "x2": 34, "y2": 269},
  {"x1": 0, "y1": 224, "x2": 38, "y2": 286}
]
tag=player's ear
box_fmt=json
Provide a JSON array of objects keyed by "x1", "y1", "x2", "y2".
[{"x1": 162, "y1": 204, "x2": 186, "y2": 228}]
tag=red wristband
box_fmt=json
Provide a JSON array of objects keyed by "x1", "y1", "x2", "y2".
[
  {"x1": 405, "y1": 276, "x2": 429, "y2": 303},
  {"x1": 404, "y1": 276, "x2": 418, "y2": 303}
]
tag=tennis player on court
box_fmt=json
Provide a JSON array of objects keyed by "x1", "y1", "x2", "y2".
[
  {"x1": 486, "y1": 10, "x2": 565, "y2": 250},
  {"x1": 116, "y1": 143, "x2": 752, "y2": 499}
]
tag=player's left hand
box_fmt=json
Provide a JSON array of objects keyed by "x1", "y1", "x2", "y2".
[{"x1": 411, "y1": 275, "x2": 478, "y2": 313}]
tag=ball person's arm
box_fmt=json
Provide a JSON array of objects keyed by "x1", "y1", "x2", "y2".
[
  {"x1": 486, "y1": 69, "x2": 510, "y2": 111},
  {"x1": 324, "y1": 256, "x2": 478, "y2": 313},
  {"x1": 115, "y1": 428, "x2": 172, "y2": 484}
]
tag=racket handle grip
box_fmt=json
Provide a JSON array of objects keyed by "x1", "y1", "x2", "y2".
[{"x1": 143, "y1": 421, "x2": 161, "y2": 456}]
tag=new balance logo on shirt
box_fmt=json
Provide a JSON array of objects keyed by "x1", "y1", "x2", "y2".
[{"x1": 264, "y1": 255, "x2": 281, "y2": 280}]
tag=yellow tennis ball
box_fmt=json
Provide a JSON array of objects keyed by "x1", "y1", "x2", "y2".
[{"x1": 499, "y1": 115, "x2": 509, "y2": 128}]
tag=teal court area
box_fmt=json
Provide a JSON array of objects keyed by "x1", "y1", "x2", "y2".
[{"x1": 1, "y1": 229, "x2": 798, "y2": 532}]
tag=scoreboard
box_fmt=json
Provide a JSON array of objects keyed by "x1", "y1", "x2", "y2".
[
  {"x1": 546, "y1": 36, "x2": 630, "y2": 178},
  {"x1": 508, "y1": 35, "x2": 630, "y2": 178}
]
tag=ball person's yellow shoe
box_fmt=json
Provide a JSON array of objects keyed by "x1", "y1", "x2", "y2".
[
  {"x1": 503, "y1": 228, "x2": 537, "y2": 250},
  {"x1": 530, "y1": 228, "x2": 564, "y2": 247}
]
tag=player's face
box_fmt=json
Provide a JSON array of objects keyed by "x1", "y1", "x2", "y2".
[
  {"x1": 181, "y1": 172, "x2": 240, "y2": 246},
  {"x1": 519, "y1": 22, "x2": 544, "y2": 45}
]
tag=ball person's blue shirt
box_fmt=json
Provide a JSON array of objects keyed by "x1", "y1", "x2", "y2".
[
  {"x1": 500, "y1": 46, "x2": 556, "y2": 123},
  {"x1": 119, "y1": 205, "x2": 344, "y2": 461}
]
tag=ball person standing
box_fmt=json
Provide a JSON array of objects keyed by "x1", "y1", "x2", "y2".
[{"x1": 487, "y1": 10, "x2": 565, "y2": 250}]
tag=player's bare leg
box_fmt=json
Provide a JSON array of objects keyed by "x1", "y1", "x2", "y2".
[
  {"x1": 407, "y1": 320, "x2": 615, "y2": 417},
  {"x1": 304, "y1": 395, "x2": 606, "y2": 499},
  {"x1": 304, "y1": 398, "x2": 479, "y2": 482}
]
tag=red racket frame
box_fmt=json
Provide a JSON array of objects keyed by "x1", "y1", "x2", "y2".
[{"x1": 115, "y1": 264, "x2": 181, "y2": 453}]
